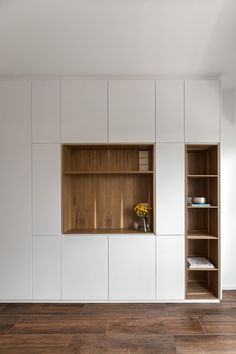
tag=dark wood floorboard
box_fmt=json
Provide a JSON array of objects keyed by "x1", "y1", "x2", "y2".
[
  {"x1": 82, "y1": 303, "x2": 167, "y2": 317},
  {"x1": 0, "y1": 291, "x2": 236, "y2": 353},
  {"x1": 107, "y1": 316, "x2": 203, "y2": 335},
  {"x1": 70, "y1": 334, "x2": 177, "y2": 354}
]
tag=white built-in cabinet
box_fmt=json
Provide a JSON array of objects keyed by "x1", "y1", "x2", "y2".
[
  {"x1": 156, "y1": 143, "x2": 185, "y2": 235},
  {"x1": 32, "y1": 144, "x2": 61, "y2": 236},
  {"x1": 33, "y1": 236, "x2": 61, "y2": 300},
  {"x1": 61, "y1": 80, "x2": 108, "y2": 143},
  {"x1": 62, "y1": 236, "x2": 108, "y2": 300},
  {"x1": 109, "y1": 80, "x2": 155, "y2": 142},
  {"x1": 156, "y1": 236, "x2": 185, "y2": 300},
  {"x1": 156, "y1": 80, "x2": 184, "y2": 142},
  {"x1": 32, "y1": 80, "x2": 60, "y2": 143},
  {"x1": 0, "y1": 81, "x2": 32, "y2": 300},
  {"x1": 185, "y1": 80, "x2": 220, "y2": 142},
  {"x1": 109, "y1": 236, "x2": 156, "y2": 300}
]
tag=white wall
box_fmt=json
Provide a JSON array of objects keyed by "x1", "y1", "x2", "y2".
[{"x1": 221, "y1": 89, "x2": 236, "y2": 289}]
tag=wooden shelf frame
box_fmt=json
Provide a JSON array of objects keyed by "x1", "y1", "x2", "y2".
[
  {"x1": 62, "y1": 144, "x2": 155, "y2": 235},
  {"x1": 185, "y1": 144, "x2": 220, "y2": 300}
]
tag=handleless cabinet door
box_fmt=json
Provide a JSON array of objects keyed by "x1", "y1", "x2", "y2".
[
  {"x1": 109, "y1": 235, "x2": 156, "y2": 300},
  {"x1": 61, "y1": 80, "x2": 108, "y2": 143},
  {"x1": 156, "y1": 143, "x2": 184, "y2": 235},
  {"x1": 109, "y1": 80, "x2": 155, "y2": 142},
  {"x1": 185, "y1": 80, "x2": 220, "y2": 142},
  {"x1": 0, "y1": 81, "x2": 32, "y2": 299},
  {"x1": 32, "y1": 80, "x2": 60, "y2": 143},
  {"x1": 156, "y1": 235, "x2": 185, "y2": 300},
  {"x1": 62, "y1": 236, "x2": 108, "y2": 300},
  {"x1": 33, "y1": 236, "x2": 61, "y2": 300},
  {"x1": 32, "y1": 144, "x2": 61, "y2": 235},
  {"x1": 156, "y1": 80, "x2": 184, "y2": 142}
]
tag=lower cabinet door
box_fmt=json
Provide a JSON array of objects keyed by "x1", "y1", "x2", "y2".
[
  {"x1": 156, "y1": 236, "x2": 185, "y2": 300},
  {"x1": 62, "y1": 236, "x2": 108, "y2": 300},
  {"x1": 109, "y1": 235, "x2": 156, "y2": 300},
  {"x1": 33, "y1": 236, "x2": 61, "y2": 300}
]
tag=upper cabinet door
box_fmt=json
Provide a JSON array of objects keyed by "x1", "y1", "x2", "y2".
[
  {"x1": 156, "y1": 80, "x2": 184, "y2": 142},
  {"x1": 32, "y1": 80, "x2": 60, "y2": 143},
  {"x1": 156, "y1": 143, "x2": 184, "y2": 235},
  {"x1": 185, "y1": 80, "x2": 220, "y2": 142},
  {"x1": 109, "y1": 80, "x2": 155, "y2": 142},
  {"x1": 61, "y1": 80, "x2": 107, "y2": 143},
  {"x1": 0, "y1": 81, "x2": 32, "y2": 299}
]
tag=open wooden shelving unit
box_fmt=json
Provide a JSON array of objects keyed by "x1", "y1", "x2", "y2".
[
  {"x1": 185, "y1": 144, "x2": 220, "y2": 300},
  {"x1": 62, "y1": 144, "x2": 155, "y2": 234}
]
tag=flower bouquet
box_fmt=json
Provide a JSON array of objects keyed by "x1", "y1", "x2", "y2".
[{"x1": 133, "y1": 203, "x2": 152, "y2": 232}]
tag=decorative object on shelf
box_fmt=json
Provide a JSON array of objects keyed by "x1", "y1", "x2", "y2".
[
  {"x1": 134, "y1": 203, "x2": 151, "y2": 232},
  {"x1": 192, "y1": 196, "x2": 206, "y2": 204}
]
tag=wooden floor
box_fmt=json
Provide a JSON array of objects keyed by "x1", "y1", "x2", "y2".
[{"x1": 1, "y1": 291, "x2": 236, "y2": 353}]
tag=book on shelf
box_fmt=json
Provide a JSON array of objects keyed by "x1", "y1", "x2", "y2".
[
  {"x1": 187, "y1": 257, "x2": 215, "y2": 269},
  {"x1": 191, "y1": 203, "x2": 211, "y2": 207}
]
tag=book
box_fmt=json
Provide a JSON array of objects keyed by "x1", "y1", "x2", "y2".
[{"x1": 187, "y1": 257, "x2": 215, "y2": 269}]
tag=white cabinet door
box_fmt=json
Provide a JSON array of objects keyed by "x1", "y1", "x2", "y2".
[
  {"x1": 109, "y1": 80, "x2": 155, "y2": 142},
  {"x1": 33, "y1": 236, "x2": 61, "y2": 300},
  {"x1": 0, "y1": 81, "x2": 32, "y2": 300},
  {"x1": 32, "y1": 144, "x2": 61, "y2": 235},
  {"x1": 156, "y1": 143, "x2": 184, "y2": 235},
  {"x1": 109, "y1": 235, "x2": 155, "y2": 300},
  {"x1": 156, "y1": 80, "x2": 184, "y2": 142},
  {"x1": 61, "y1": 80, "x2": 107, "y2": 143},
  {"x1": 156, "y1": 235, "x2": 185, "y2": 300},
  {"x1": 62, "y1": 236, "x2": 108, "y2": 300},
  {"x1": 32, "y1": 80, "x2": 60, "y2": 143},
  {"x1": 185, "y1": 80, "x2": 220, "y2": 142}
]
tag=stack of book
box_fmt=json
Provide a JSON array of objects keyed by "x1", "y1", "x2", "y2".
[{"x1": 187, "y1": 257, "x2": 215, "y2": 269}]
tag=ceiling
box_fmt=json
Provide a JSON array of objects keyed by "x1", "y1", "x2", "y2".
[{"x1": 0, "y1": 0, "x2": 236, "y2": 88}]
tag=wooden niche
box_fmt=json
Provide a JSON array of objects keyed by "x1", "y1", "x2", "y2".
[
  {"x1": 62, "y1": 144, "x2": 155, "y2": 234},
  {"x1": 185, "y1": 144, "x2": 220, "y2": 300}
]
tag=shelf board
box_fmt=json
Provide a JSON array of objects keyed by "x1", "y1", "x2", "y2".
[
  {"x1": 187, "y1": 268, "x2": 218, "y2": 271},
  {"x1": 187, "y1": 206, "x2": 218, "y2": 209},
  {"x1": 64, "y1": 171, "x2": 154, "y2": 175},
  {"x1": 187, "y1": 281, "x2": 218, "y2": 300},
  {"x1": 187, "y1": 230, "x2": 218, "y2": 240},
  {"x1": 63, "y1": 228, "x2": 153, "y2": 235},
  {"x1": 187, "y1": 175, "x2": 218, "y2": 178}
]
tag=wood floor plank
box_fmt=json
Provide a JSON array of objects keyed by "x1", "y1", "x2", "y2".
[
  {"x1": 200, "y1": 315, "x2": 236, "y2": 335},
  {"x1": 107, "y1": 316, "x2": 203, "y2": 335},
  {"x1": 10, "y1": 316, "x2": 108, "y2": 334},
  {"x1": 0, "y1": 348, "x2": 76, "y2": 354},
  {"x1": 0, "y1": 303, "x2": 85, "y2": 316},
  {"x1": 0, "y1": 316, "x2": 20, "y2": 334},
  {"x1": 0, "y1": 304, "x2": 7, "y2": 313},
  {"x1": 83, "y1": 303, "x2": 167, "y2": 317},
  {"x1": 175, "y1": 335, "x2": 236, "y2": 353},
  {"x1": 223, "y1": 291, "x2": 236, "y2": 302},
  {"x1": 0, "y1": 334, "x2": 72, "y2": 348},
  {"x1": 166, "y1": 302, "x2": 236, "y2": 316},
  {"x1": 70, "y1": 334, "x2": 177, "y2": 354}
]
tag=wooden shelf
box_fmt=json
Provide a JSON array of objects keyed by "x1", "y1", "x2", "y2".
[
  {"x1": 185, "y1": 144, "x2": 220, "y2": 300},
  {"x1": 187, "y1": 268, "x2": 218, "y2": 271},
  {"x1": 64, "y1": 228, "x2": 153, "y2": 234},
  {"x1": 64, "y1": 171, "x2": 154, "y2": 175},
  {"x1": 187, "y1": 282, "x2": 218, "y2": 300},
  {"x1": 187, "y1": 230, "x2": 218, "y2": 240},
  {"x1": 187, "y1": 206, "x2": 218, "y2": 209},
  {"x1": 187, "y1": 175, "x2": 218, "y2": 178}
]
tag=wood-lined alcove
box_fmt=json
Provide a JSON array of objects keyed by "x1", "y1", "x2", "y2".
[
  {"x1": 62, "y1": 144, "x2": 155, "y2": 234},
  {"x1": 185, "y1": 144, "x2": 220, "y2": 300}
]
